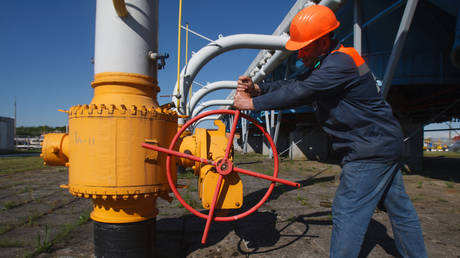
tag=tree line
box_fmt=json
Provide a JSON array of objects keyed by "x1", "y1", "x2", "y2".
[{"x1": 16, "y1": 126, "x2": 66, "y2": 137}]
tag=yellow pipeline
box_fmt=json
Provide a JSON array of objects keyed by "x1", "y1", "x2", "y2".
[
  {"x1": 112, "y1": 0, "x2": 128, "y2": 17},
  {"x1": 176, "y1": 0, "x2": 183, "y2": 109}
]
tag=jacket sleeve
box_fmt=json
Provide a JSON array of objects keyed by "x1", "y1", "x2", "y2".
[
  {"x1": 252, "y1": 53, "x2": 357, "y2": 111},
  {"x1": 258, "y1": 80, "x2": 293, "y2": 94}
]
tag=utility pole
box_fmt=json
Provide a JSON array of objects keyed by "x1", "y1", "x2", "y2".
[{"x1": 14, "y1": 97, "x2": 16, "y2": 143}]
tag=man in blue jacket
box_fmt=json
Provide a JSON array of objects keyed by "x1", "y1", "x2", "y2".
[{"x1": 233, "y1": 5, "x2": 427, "y2": 258}]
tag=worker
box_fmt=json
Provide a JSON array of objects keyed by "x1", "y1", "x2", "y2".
[{"x1": 233, "y1": 5, "x2": 427, "y2": 258}]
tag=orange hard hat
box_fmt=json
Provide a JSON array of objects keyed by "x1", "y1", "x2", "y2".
[{"x1": 285, "y1": 5, "x2": 340, "y2": 51}]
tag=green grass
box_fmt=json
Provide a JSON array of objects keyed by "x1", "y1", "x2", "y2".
[
  {"x1": 177, "y1": 169, "x2": 195, "y2": 179},
  {"x1": 446, "y1": 180, "x2": 455, "y2": 189},
  {"x1": 296, "y1": 194, "x2": 312, "y2": 208},
  {"x1": 2, "y1": 201, "x2": 19, "y2": 210},
  {"x1": 0, "y1": 224, "x2": 13, "y2": 235},
  {"x1": 24, "y1": 210, "x2": 91, "y2": 258},
  {"x1": 27, "y1": 213, "x2": 40, "y2": 227},
  {"x1": 180, "y1": 190, "x2": 201, "y2": 209},
  {"x1": 423, "y1": 151, "x2": 460, "y2": 159},
  {"x1": 416, "y1": 181, "x2": 423, "y2": 189},
  {"x1": 0, "y1": 238, "x2": 23, "y2": 248},
  {"x1": 0, "y1": 156, "x2": 45, "y2": 175},
  {"x1": 234, "y1": 152, "x2": 265, "y2": 163}
]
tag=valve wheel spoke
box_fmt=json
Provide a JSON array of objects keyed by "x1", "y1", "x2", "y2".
[
  {"x1": 233, "y1": 166, "x2": 301, "y2": 188},
  {"x1": 201, "y1": 174, "x2": 223, "y2": 244},
  {"x1": 141, "y1": 143, "x2": 215, "y2": 166},
  {"x1": 224, "y1": 110, "x2": 240, "y2": 160}
]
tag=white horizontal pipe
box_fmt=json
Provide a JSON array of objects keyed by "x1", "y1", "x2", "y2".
[
  {"x1": 188, "y1": 81, "x2": 237, "y2": 116},
  {"x1": 191, "y1": 100, "x2": 234, "y2": 118},
  {"x1": 251, "y1": 50, "x2": 292, "y2": 83},
  {"x1": 172, "y1": 34, "x2": 288, "y2": 117},
  {"x1": 192, "y1": 115, "x2": 221, "y2": 128}
]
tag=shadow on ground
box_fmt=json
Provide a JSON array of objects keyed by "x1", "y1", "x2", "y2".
[
  {"x1": 156, "y1": 170, "x2": 401, "y2": 257},
  {"x1": 420, "y1": 156, "x2": 460, "y2": 183}
]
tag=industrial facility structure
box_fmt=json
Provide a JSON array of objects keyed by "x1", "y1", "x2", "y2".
[
  {"x1": 0, "y1": 116, "x2": 15, "y2": 153},
  {"x1": 183, "y1": 0, "x2": 460, "y2": 172}
]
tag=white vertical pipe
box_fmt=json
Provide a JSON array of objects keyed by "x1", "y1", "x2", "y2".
[
  {"x1": 353, "y1": 0, "x2": 362, "y2": 55},
  {"x1": 270, "y1": 112, "x2": 282, "y2": 159},
  {"x1": 265, "y1": 111, "x2": 270, "y2": 135},
  {"x1": 242, "y1": 111, "x2": 249, "y2": 154},
  {"x1": 94, "y1": 0, "x2": 158, "y2": 78}
]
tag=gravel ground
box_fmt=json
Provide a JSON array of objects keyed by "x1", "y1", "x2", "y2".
[{"x1": 0, "y1": 154, "x2": 459, "y2": 257}]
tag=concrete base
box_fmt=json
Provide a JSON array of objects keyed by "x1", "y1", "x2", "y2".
[
  {"x1": 261, "y1": 129, "x2": 290, "y2": 157},
  {"x1": 234, "y1": 132, "x2": 262, "y2": 153},
  {"x1": 289, "y1": 127, "x2": 330, "y2": 161}
]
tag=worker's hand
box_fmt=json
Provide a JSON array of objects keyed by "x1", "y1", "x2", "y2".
[
  {"x1": 237, "y1": 76, "x2": 261, "y2": 97},
  {"x1": 233, "y1": 91, "x2": 255, "y2": 110}
]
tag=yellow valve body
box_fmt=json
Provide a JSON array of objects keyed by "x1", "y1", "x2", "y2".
[
  {"x1": 67, "y1": 104, "x2": 177, "y2": 198},
  {"x1": 179, "y1": 120, "x2": 243, "y2": 210},
  {"x1": 42, "y1": 72, "x2": 178, "y2": 223}
]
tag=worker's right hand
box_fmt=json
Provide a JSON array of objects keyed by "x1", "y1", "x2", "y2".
[{"x1": 237, "y1": 75, "x2": 261, "y2": 97}]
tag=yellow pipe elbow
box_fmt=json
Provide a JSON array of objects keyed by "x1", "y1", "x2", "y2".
[
  {"x1": 112, "y1": 0, "x2": 128, "y2": 17},
  {"x1": 41, "y1": 133, "x2": 69, "y2": 166}
]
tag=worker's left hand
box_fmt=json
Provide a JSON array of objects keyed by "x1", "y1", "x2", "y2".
[{"x1": 233, "y1": 91, "x2": 255, "y2": 110}]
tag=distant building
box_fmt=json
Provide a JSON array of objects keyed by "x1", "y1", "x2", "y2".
[{"x1": 0, "y1": 117, "x2": 15, "y2": 152}]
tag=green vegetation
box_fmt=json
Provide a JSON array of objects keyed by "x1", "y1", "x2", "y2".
[
  {"x1": 0, "y1": 238, "x2": 23, "y2": 248},
  {"x1": 446, "y1": 180, "x2": 455, "y2": 189},
  {"x1": 16, "y1": 126, "x2": 65, "y2": 137},
  {"x1": 24, "y1": 210, "x2": 91, "y2": 258},
  {"x1": 436, "y1": 198, "x2": 448, "y2": 203},
  {"x1": 0, "y1": 156, "x2": 45, "y2": 175},
  {"x1": 416, "y1": 181, "x2": 423, "y2": 189},
  {"x1": 177, "y1": 169, "x2": 195, "y2": 179},
  {"x1": 234, "y1": 152, "x2": 265, "y2": 163},
  {"x1": 27, "y1": 213, "x2": 40, "y2": 227},
  {"x1": 0, "y1": 225, "x2": 13, "y2": 235},
  {"x1": 2, "y1": 201, "x2": 19, "y2": 210},
  {"x1": 33, "y1": 225, "x2": 53, "y2": 255},
  {"x1": 178, "y1": 190, "x2": 201, "y2": 209},
  {"x1": 296, "y1": 194, "x2": 312, "y2": 208},
  {"x1": 423, "y1": 151, "x2": 460, "y2": 159}
]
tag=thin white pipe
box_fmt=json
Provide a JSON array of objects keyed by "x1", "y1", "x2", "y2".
[{"x1": 180, "y1": 25, "x2": 214, "y2": 43}]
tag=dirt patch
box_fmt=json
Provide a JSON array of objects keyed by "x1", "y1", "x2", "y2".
[{"x1": 1, "y1": 154, "x2": 459, "y2": 257}]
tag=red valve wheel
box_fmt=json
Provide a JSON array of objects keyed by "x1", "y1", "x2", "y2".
[{"x1": 142, "y1": 109, "x2": 300, "y2": 243}]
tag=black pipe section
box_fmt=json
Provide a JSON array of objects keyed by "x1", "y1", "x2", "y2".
[{"x1": 94, "y1": 219, "x2": 156, "y2": 258}]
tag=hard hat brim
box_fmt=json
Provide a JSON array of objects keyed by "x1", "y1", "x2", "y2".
[
  {"x1": 285, "y1": 21, "x2": 340, "y2": 51},
  {"x1": 285, "y1": 39, "x2": 313, "y2": 51}
]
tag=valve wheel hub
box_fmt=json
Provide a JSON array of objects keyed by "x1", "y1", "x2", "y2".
[{"x1": 216, "y1": 158, "x2": 233, "y2": 175}]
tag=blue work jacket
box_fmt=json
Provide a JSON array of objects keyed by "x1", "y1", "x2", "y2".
[{"x1": 252, "y1": 44, "x2": 403, "y2": 165}]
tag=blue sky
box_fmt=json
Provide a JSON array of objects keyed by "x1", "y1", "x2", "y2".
[
  {"x1": 0, "y1": 0, "x2": 295, "y2": 127},
  {"x1": 0, "y1": 0, "x2": 458, "y2": 140}
]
